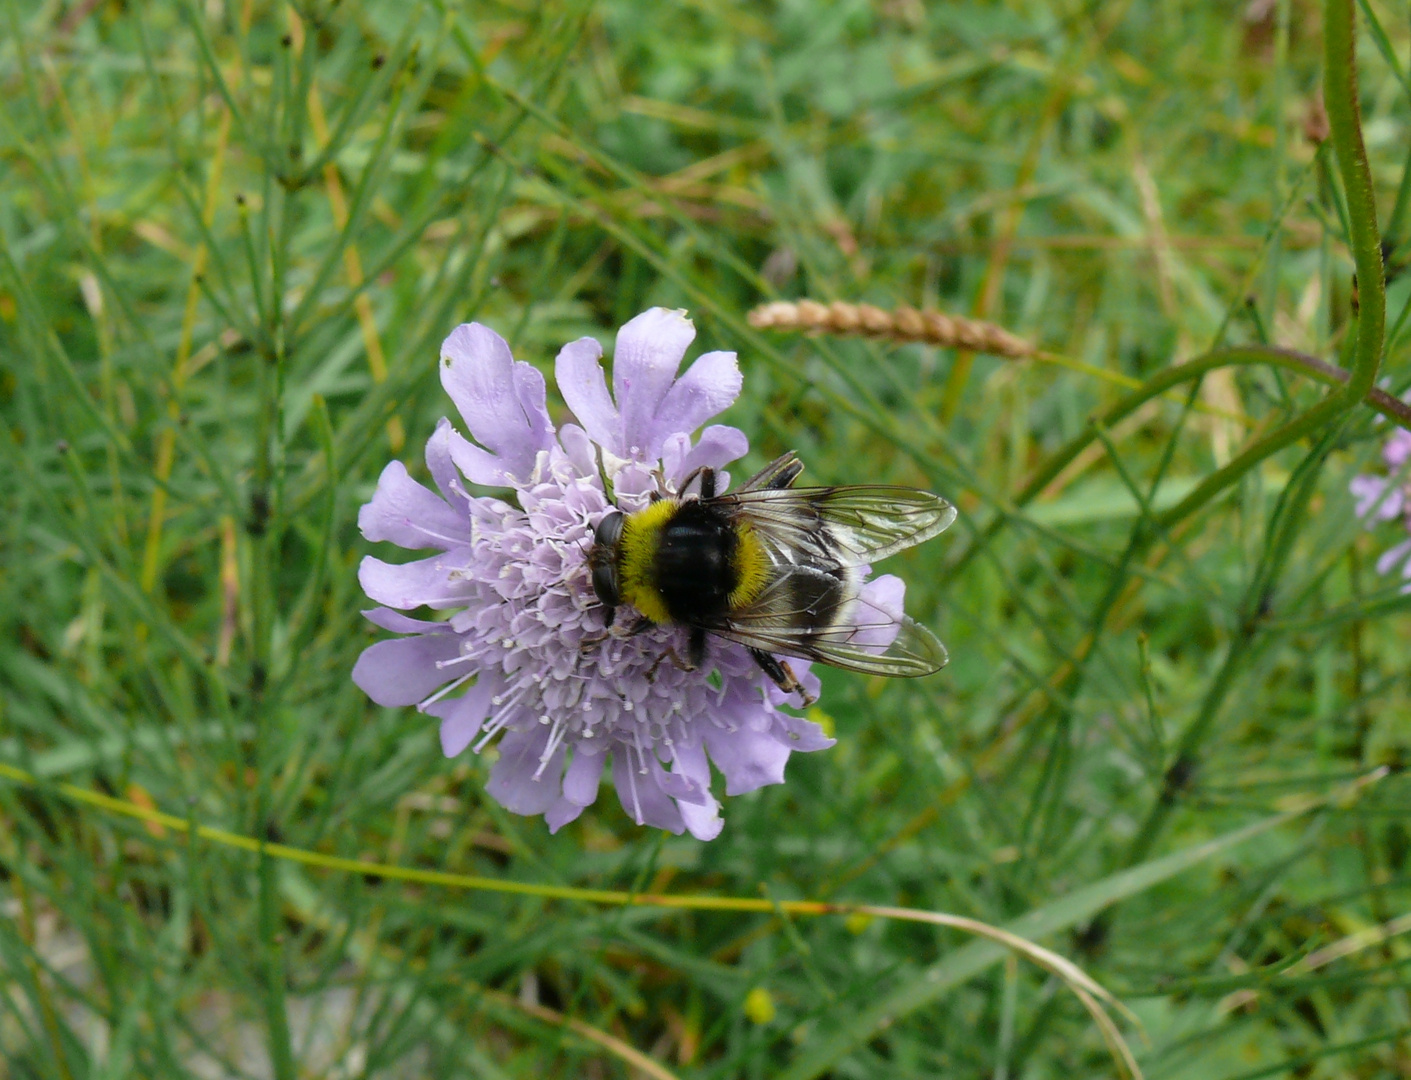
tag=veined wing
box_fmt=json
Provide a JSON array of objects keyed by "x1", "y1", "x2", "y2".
[
  {"x1": 716, "y1": 485, "x2": 957, "y2": 566},
  {"x1": 704, "y1": 563, "x2": 948, "y2": 677}
]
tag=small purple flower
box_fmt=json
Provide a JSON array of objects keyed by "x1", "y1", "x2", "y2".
[
  {"x1": 352, "y1": 309, "x2": 892, "y2": 839},
  {"x1": 1350, "y1": 474, "x2": 1403, "y2": 522},
  {"x1": 1383, "y1": 429, "x2": 1411, "y2": 470},
  {"x1": 1376, "y1": 539, "x2": 1411, "y2": 587},
  {"x1": 1351, "y1": 425, "x2": 1411, "y2": 593}
]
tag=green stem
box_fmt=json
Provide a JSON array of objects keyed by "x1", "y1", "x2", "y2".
[
  {"x1": 1326, "y1": 0, "x2": 1386, "y2": 400},
  {"x1": 963, "y1": 0, "x2": 1387, "y2": 968},
  {"x1": 953, "y1": 343, "x2": 1403, "y2": 580},
  {"x1": 1153, "y1": 0, "x2": 1382, "y2": 528},
  {"x1": 1059, "y1": 0, "x2": 1386, "y2": 941},
  {"x1": 955, "y1": 0, "x2": 1385, "y2": 577}
]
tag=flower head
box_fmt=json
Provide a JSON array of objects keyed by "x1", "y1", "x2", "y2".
[
  {"x1": 352, "y1": 309, "x2": 898, "y2": 839},
  {"x1": 1350, "y1": 425, "x2": 1411, "y2": 593}
]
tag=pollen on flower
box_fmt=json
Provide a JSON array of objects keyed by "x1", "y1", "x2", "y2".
[{"x1": 350, "y1": 308, "x2": 850, "y2": 839}]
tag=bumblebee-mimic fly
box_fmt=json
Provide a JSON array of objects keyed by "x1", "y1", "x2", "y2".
[{"x1": 586, "y1": 452, "x2": 955, "y2": 704}]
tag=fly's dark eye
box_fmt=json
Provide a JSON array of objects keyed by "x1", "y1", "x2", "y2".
[
  {"x1": 589, "y1": 511, "x2": 624, "y2": 607},
  {"x1": 591, "y1": 562, "x2": 619, "y2": 607},
  {"x1": 593, "y1": 510, "x2": 624, "y2": 550}
]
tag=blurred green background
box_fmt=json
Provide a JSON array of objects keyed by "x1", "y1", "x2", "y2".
[{"x1": 4, "y1": 0, "x2": 1411, "y2": 1076}]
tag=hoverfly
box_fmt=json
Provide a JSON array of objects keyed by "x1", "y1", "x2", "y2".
[{"x1": 586, "y1": 452, "x2": 954, "y2": 704}]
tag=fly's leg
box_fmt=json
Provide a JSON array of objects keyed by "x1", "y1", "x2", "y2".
[
  {"x1": 579, "y1": 630, "x2": 609, "y2": 651},
  {"x1": 579, "y1": 604, "x2": 616, "y2": 650},
  {"x1": 739, "y1": 452, "x2": 803, "y2": 492},
  {"x1": 686, "y1": 625, "x2": 707, "y2": 667},
  {"x1": 580, "y1": 610, "x2": 654, "y2": 652},
  {"x1": 749, "y1": 648, "x2": 817, "y2": 707},
  {"x1": 646, "y1": 648, "x2": 693, "y2": 682},
  {"x1": 647, "y1": 627, "x2": 708, "y2": 682},
  {"x1": 676, "y1": 466, "x2": 717, "y2": 500}
]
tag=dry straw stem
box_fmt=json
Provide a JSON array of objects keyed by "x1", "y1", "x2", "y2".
[
  {"x1": 1218, "y1": 901, "x2": 1411, "y2": 1016},
  {"x1": 748, "y1": 299, "x2": 1036, "y2": 360}
]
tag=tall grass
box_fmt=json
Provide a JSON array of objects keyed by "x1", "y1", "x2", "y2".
[{"x1": 3, "y1": 0, "x2": 1411, "y2": 1077}]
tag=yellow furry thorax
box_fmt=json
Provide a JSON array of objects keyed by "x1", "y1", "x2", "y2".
[
  {"x1": 614, "y1": 498, "x2": 770, "y2": 625},
  {"x1": 728, "y1": 521, "x2": 769, "y2": 609},
  {"x1": 617, "y1": 499, "x2": 678, "y2": 625}
]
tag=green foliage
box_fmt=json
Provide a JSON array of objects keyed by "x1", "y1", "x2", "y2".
[{"x1": 2, "y1": 0, "x2": 1411, "y2": 1077}]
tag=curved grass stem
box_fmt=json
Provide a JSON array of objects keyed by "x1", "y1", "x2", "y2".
[
  {"x1": 14, "y1": 764, "x2": 1392, "y2": 1080},
  {"x1": 986, "y1": 0, "x2": 1388, "y2": 961}
]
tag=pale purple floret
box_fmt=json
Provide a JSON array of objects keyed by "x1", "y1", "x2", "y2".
[
  {"x1": 352, "y1": 309, "x2": 896, "y2": 839},
  {"x1": 1350, "y1": 426, "x2": 1411, "y2": 594}
]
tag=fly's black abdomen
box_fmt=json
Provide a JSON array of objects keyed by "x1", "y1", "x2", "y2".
[
  {"x1": 654, "y1": 502, "x2": 738, "y2": 623},
  {"x1": 786, "y1": 564, "x2": 847, "y2": 633}
]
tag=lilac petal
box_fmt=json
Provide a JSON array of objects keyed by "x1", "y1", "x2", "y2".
[
  {"x1": 655, "y1": 351, "x2": 742, "y2": 439},
  {"x1": 1376, "y1": 538, "x2": 1411, "y2": 577},
  {"x1": 612, "y1": 308, "x2": 696, "y2": 459},
  {"x1": 1384, "y1": 429, "x2": 1411, "y2": 469},
  {"x1": 672, "y1": 740, "x2": 723, "y2": 840},
  {"x1": 486, "y1": 727, "x2": 565, "y2": 816},
  {"x1": 557, "y1": 423, "x2": 600, "y2": 480},
  {"x1": 660, "y1": 425, "x2": 749, "y2": 490},
  {"x1": 444, "y1": 424, "x2": 518, "y2": 487},
  {"x1": 770, "y1": 710, "x2": 835, "y2": 753},
  {"x1": 611, "y1": 462, "x2": 661, "y2": 508},
  {"x1": 352, "y1": 635, "x2": 463, "y2": 707},
  {"x1": 766, "y1": 666, "x2": 821, "y2": 709},
  {"x1": 358, "y1": 552, "x2": 468, "y2": 610},
  {"x1": 1350, "y1": 475, "x2": 1402, "y2": 522},
  {"x1": 679, "y1": 804, "x2": 723, "y2": 841},
  {"x1": 611, "y1": 750, "x2": 685, "y2": 832},
  {"x1": 425, "y1": 419, "x2": 461, "y2": 503},
  {"x1": 512, "y1": 361, "x2": 555, "y2": 452},
  {"x1": 656, "y1": 762, "x2": 710, "y2": 806},
  {"x1": 704, "y1": 722, "x2": 790, "y2": 796},
  {"x1": 555, "y1": 337, "x2": 619, "y2": 453},
  {"x1": 427, "y1": 674, "x2": 499, "y2": 757},
  {"x1": 1350, "y1": 474, "x2": 1385, "y2": 517},
  {"x1": 440, "y1": 324, "x2": 553, "y2": 480},
  {"x1": 659, "y1": 433, "x2": 692, "y2": 483},
  {"x1": 545, "y1": 798, "x2": 586, "y2": 833},
  {"x1": 561, "y1": 746, "x2": 606, "y2": 807},
  {"x1": 679, "y1": 425, "x2": 749, "y2": 481},
  {"x1": 359, "y1": 461, "x2": 469, "y2": 550},
  {"x1": 861, "y1": 573, "x2": 905, "y2": 612},
  {"x1": 851, "y1": 574, "x2": 907, "y2": 651},
  {"x1": 361, "y1": 607, "x2": 449, "y2": 634},
  {"x1": 440, "y1": 325, "x2": 520, "y2": 452}
]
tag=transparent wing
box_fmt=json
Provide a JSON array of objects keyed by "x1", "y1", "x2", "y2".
[
  {"x1": 704, "y1": 564, "x2": 948, "y2": 677},
  {"x1": 715, "y1": 485, "x2": 957, "y2": 567}
]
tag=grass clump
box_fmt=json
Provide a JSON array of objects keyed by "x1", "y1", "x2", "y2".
[{"x1": 3, "y1": 1, "x2": 1411, "y2": 1077}]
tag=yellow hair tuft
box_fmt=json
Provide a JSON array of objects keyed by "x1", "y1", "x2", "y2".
[
  {"x1": 729, "y1": 523, "x2": 770, "y2": 609},
  {"x1": 618, "y1": 499, "x2": 677, "y2": 625}
]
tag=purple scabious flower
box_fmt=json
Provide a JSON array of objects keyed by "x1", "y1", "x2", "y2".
[
  {"x1": 352, "y1": 308, "x2": 890, "y2": 839},
  {"x1": 1350, "y1": 428, "x2": 1411, "y2": 592}
]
